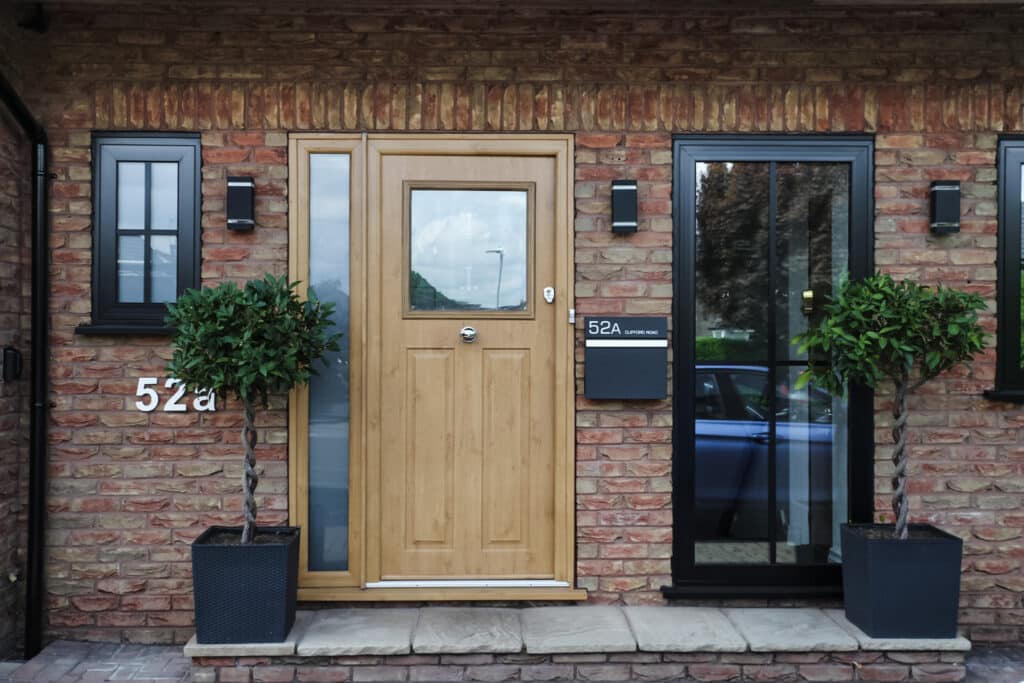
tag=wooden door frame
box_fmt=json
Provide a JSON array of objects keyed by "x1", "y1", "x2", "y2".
[{"x1": 289, "y1": 133, "x2": 582, "y2": 601}]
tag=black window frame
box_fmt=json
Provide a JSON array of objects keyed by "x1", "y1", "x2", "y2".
[
  {"x1": 76, "y1": 133, "x2": 200, "y2": 336},
  {"x1": 987, "y1": 138, "x2": 1024, "y2": 401},
  {"x1": 665, "y1": 134, "x2": 875, "y2": 598}
]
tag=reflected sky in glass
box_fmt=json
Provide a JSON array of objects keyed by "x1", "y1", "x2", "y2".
[
  {"x1": 150, "y1": 162, "x2": 178, "y2": 231},
  {"x1": 410, "y1": 189, "x2": 528, "y2": 311},
  {"x1": 117, "y1": 162, "x2": 146, "y2": 230}
]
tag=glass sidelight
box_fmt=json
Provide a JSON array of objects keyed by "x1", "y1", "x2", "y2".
[
  {"x1": 673, "y1": 137, "x2": 873, "y2": 592},
  {"x1": 306, "y1": 153, "x2": 351, "y2": 571}
]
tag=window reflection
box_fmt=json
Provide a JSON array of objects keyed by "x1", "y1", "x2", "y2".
[
  {"x1": 693, "y1": 160, "x2": 849, "y2": 567},
  {"x1": 307, "y1": 153, "x2": 351, "y2": 572},
  {"x1": 409, "y1": 189, "x2": 528, "y2": 312}
]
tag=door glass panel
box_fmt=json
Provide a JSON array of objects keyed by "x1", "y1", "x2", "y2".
[
  {"x1": 117, "y1": 162, "x2": 146, "y2": 230},
  {"x1": 695, "y1": 162, "x2": 770, "y2": 363},
  {"x1": 117, "y1": 234, "x2": 145, "y2": 303},
  {"x1": 307, "y1": 153, "x2": 351, "y2": 571},
  {"x1": 694, "y1": 162, "x2": 771, "y2": 563},
  {"x1": 409, "y1": 189, "x2": 528, "y2": 312},
  {"x1": 694, "y1": 368, "x2": 771, "y2": 565},
  {"x1": 150, "y1": 162, "x2": 179, "y2": 231},
  {"x1": 774, "y1": 367, "x2": 846, "y2": 564},
  {"x1": 149, "y1": 235, "x2": 177, "y2": 304},
  {"x1": 775, "y1": 163, "x2": 850, "y2": 361},
  {"x1": 693, "y1": 158, "x2": 850, "y2": 567}
]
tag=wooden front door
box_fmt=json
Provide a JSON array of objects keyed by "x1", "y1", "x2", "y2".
[{"x1": 367, "y1": 137, "x2": 572, "y2": 583}]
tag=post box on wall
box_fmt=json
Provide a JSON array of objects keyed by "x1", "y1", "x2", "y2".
[{"x1": 584, "y1": 316, "x2": 668, "y2": 400}]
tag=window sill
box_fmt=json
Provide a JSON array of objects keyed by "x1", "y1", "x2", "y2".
[
  {"x1": 75, "y1": 323, "x2": 174, "y2": 337},
  {"x1": 983, "y1": 388, "x2": 1024, "y2": 403}
]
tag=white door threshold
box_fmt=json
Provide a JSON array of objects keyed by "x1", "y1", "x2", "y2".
[{"x1": 365, "y1": 579, "x2": 570, "y2": 589}]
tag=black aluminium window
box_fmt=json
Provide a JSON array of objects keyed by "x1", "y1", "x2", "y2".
[
  {"x1": 666, "y1": 135, "x2": 874, "y2": 597},
  {"x1": 988, "y1": 138, "x2": 1024, "y2": 401},
  {"x1": 77, "y1": 133, "x2": 200, "y2": 335}
]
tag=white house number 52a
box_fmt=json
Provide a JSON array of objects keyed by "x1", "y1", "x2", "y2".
[{"x1": 134, "y1": 378, "x2": 217, "y2": 413}]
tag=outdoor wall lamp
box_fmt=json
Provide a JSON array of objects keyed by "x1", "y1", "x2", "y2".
[
  {"x1": 227, "y1": 176, "x2": 255, "y2": 230},
  {"x1": 611, "y1": 179, "x2": 638, "y2": 233},
  {"x1": 930, "y1": 180, "x2": 960, "y2": 234}
]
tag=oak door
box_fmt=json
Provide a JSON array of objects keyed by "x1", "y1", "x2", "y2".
[{"x1": 370, "y1": 141, "x2": 562, "y2": 581}]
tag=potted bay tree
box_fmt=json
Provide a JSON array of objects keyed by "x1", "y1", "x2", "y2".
[
  {"x1": 794, "y1": 272, "x2": 986, "y2": 638},
  {"x1": 167, "y1": 274, "x2": 339, "y2": 644}
]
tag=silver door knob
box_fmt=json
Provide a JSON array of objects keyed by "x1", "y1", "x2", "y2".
[{"x1": 460, "y1": 326, "x2": 477, "y2": 343}]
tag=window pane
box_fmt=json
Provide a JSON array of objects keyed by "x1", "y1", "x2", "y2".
[
  {"x1": 117, "y1": 162, "x2": 146, "y2": 230},
  {"x1": 117, "y1": 234, "x2": 145, "y2": 303},
  {"x1": 695, "y1": 162, "x2": 770, "y2": 362},
  {"x1": 774, "y1": 367, "x2": 846, "y2": 565},
  {"x1": 150, "y1": 162, "x2": 179, "y2": 231},
  {"x1": 694, "y1": 367, "x2": 771, "y2": 565},
  {"x1": 775, "y1": 163, "x2": 850, "y2": 361},
  {"x1": 150, "y1": 235, "x2": 177, "y2": 304},
  {"x1": 307, "y1": 153, "x2": 350, "y2": 572},
  {"x1": 409, "y1": 189, "x2": 528, "y2": 312}
]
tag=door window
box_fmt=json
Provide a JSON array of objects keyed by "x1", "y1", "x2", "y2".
[{"x1": 408, "y1": 188, "x2": 530, "y2": 313}]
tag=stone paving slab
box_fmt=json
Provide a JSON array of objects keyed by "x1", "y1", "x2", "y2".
[
  {"x1": 521, "y1": 606, "x2": 636, "y2": 654},
  {"x1": 724, "y1": 607, "x2": 859, "y2": 652},
  {"x1": 825, "y1": 609, "x2": 972, "y2": 651},
  {"x1": 413, "y1": 607, "x2": 522, "y2": 653},
  {"x1": 296, "y1": 607, "x2": 418, "y2": 656},
  {"x1": 183, "y1": 610, "x2": 312, "y2": 657},
  {"x1": 624, "y1": 606, "x2": 747, "y2": 652},
  {"x1": 6, "y1": 641, "x2": 189, "y2": 682},
  {"x1": 175, "y1": 605, "x2": 976, "y2": 663},
  {"x1": 966, "y1": 645, "x2": 1024, "y2": 683}
]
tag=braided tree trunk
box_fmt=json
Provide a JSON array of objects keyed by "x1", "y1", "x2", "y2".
[
  {"x1": 240, "y1": 398, "x2": 259, "y2": 544},
  {"x1": 891, "y1": 380, "x2": 910, "y2": 540}
]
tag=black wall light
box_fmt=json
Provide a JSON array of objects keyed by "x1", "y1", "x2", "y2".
[
  {"x1": 930, "y1": 180, "x2": 960, "y2": 234},
  {"x1": 227, "y1": 176, "x2": 255, "y2": 230},
  {"x1": 611, "y1": 179, "x2": 638, "y2": 234}
]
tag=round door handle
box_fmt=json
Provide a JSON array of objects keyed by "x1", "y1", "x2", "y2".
[{"x1": 460, "y1": 326, "x2": 477, "y2": 343}]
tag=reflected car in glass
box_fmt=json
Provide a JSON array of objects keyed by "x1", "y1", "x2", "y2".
[{"x1": 694, "y1": 365, "x2": 835, "y2": 547}]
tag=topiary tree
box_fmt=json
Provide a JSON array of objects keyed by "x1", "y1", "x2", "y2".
[
  {"x1": 793, "y1": 273, "x2": 986, "y2": 540},
  {"x1": 166, "y1": 274, "x2": 340, "y2": 544}
]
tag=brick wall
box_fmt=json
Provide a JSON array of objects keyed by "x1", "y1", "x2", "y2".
[
  {"x1": 3, "y1": 1, "x2": 1023, "y2": 643},
  {"x1": 0, "y1": 100, "x2": 31, "y2": 656}
]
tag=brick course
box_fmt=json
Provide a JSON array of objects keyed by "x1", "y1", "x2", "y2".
[
  {"x1": 190, "y1": 651, "x2": 968, "y2": 683},
  {"x1": 0, "y1": 1, "x2": 1021, "y2": 643}
]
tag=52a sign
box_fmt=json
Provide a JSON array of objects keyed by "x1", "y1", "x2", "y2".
[{"x1": 135, "y1": 378, "x2": 216, "y2": 413}]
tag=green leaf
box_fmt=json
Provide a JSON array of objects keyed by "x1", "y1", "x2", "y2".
[{"x1": 788, "y1": 272, "x2": 988, "y2": 393}]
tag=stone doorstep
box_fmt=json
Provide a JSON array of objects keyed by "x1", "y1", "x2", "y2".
[{"x1": 183, "y1": 606, "x2": 971, "y2": 659}]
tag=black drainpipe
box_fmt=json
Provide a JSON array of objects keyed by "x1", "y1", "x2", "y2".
[{"x1": 0, "y1": 69, "x2": 48, "y2": 659}]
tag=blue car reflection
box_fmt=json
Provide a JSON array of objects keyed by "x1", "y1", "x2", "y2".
[{"x1": 694, "y1": 365, "x2": 836, "y2": 544}]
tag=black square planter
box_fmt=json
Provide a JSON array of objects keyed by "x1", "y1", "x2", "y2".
[
  {"x1": 191, "y1": 525, "x2": 300, "y2": 644},
  {"x1": 841, "y1": 523, "x2": 962, "y2": 638}
]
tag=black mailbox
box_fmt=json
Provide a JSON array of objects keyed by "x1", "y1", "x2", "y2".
[{"x1": 584, "y1": 316, "x2": 667, "y2": 400}]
